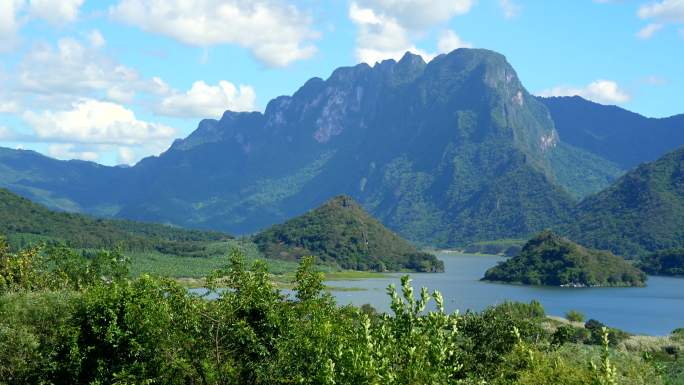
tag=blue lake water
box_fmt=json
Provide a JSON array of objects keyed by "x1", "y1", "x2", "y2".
[{"x1": 325, "y1": 253, "x2": 684, "y2": 336}]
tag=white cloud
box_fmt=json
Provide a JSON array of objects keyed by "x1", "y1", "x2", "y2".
[
  {"x1": 437, "y1": 30, "x2": 472, "y2": 53},
  {"x1": 23, "y1": 99, "x2": 177, "y2": 146},
  {"x1": 538, "y1": 80, "x2": 631, "y2": 104},
  {"x1": 0, "y1": 126, "x2": 16, "y2": 140},
  {"x1": 349, "y1": 3, "x2": 426, "y2": 63},
  {"x1": 349, "y1": 1, "x2": 473, "y2": 64},
  {"x1": 47, "y1": 143, "x2": 99, "y2": 162},
  {"x1": 87, "y1": 30, "x2": 106, "y2": 48},
  {"x1": 0, "y1": 0, "x2": 86, "y2": 51},
  {"x1": 638, "y1": 0, "x2": 684, "y2": 23},
  {"x1": 0, "y1": 0, "x2": 24, "y2": 51},
  {"x1": 15, "y1": 37, "x2": 166, "y2": 109},
  {"x1": 353, "y1": 0, "x2": 474, "y2": 29},
  {"x1": 637, "y1": 23, "x2": 664, "y2": 38},
  {"x1": 0, "y1": 99, "x2": 20, "y2": 114},
  {"x1": 499, "y1": 0, "x2": 521, "y2": 19},
  {"x1": 109, "y1": 0, "x2": 319, "y2": 67},
  {"x1": 157, "y1": 80, "x2": 256, "y2": 119},
  {"x1": 28, "y1": 0, "x2": 84, "y2": 25},
  {"x1": 117, "y1": 146, "x2": 136, "y2": 165}
]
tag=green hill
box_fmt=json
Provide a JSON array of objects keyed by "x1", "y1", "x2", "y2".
[
  {"x1": 0, "y1": 188, "x2": 232, "y2": 257},
  {"x1": 253, "y1": 195, "x2": 443, "y2": 272},
  {"x1": 638, "y1": 249, "x2": 684, "y2": 277},
  {"x1": 482, "y1": 231, "x2": 646, "y2": 287},
  {"x1": 564, "y1": 147, "x2": 684, "y2": 257}
]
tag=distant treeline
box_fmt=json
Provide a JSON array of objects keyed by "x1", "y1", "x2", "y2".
[{"x1": 0, "y1": 188, "x2": 232, "y2": 257}]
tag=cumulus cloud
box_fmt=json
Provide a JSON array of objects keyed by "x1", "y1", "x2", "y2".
[
  {"x1": 47, "y1": 143, "x2": 99, "y2": 162},
  {"x1": 0, "y1": 0, "x2": 86, "y2": 51},
  {"x1": 0, "y1": 0, "x2": 24, "y2": 51},
  {"x1": 15, "y1": 37, "x2": 167, "y2": 109},
  {"x1": 637, "y1": 0, "x2": 684, "y2": 36},
  {"x1": 109, "y1": 0, "x2": 319, "y2": 67},
  {"x1": 352, "y1": 0, "x2": 473, "y2": 29},
  {"x1": 117, "y1": 147, "x2": 136, "y2": 165},
  {"x1": 349, "y1": 1, "x2": 474, "y2": 64},
  {"x1": 349, "y1": 2, "x2": 428, "y2": 64},
  {"x1": 437, "y1": 30, "x2": 472, "y2": 53},
  {"x1": 28, "y1": 0, "x2": 84, "y2": 25},
  {"x1": 23, "y1": 99, "x2": 177, "y2": 146},
  {"x1": 157, "y1": 80, "x2": 256, "y2": 119},
  {"x1": 87, "y1": 29, "x2": 106, "y2": 48},
  {"x1": 499, "y1": 0, "x2": 521, "y2": 19},
  {"x1": 0, "y1": 99, "x2": 20, "y2": 114},
  {"x1": 537, "y1": 80, "x2": 631, "y2": 104},
  {"x1": 638, "y1": 0, "x2": 684, "y2": 23}
]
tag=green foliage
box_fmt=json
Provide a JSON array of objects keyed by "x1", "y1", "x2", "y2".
[
  {"x1": 0, "y1": 238, "x2": 130, "y2": 294},
  {"x1": 672, "y1": 328, "x2": 684, "y2": 342},
  {"x1": 546, "y1": 142, "x2": 624, "y2": 199},
  {"x1": 563, "y1": 147, "x2": 684, "y2": 258},
  {"x1": 463, "y1": 239, "x2": 525, "y2": 256},
  {"x1": 566, "y1": 309, "x2": 586, "y2": 323},
  {"x1": 638, "y1": 248, "x2": 684, "y2": 276},
  {"x1": 0, "y1": 188, "x2": 232, "y2": 258},
  {"x1": 458, "y1": 301, "x2": 547, "y2": 381},
  {"x1": 253, "y1": 195, "x2": 444, "y2": 272},
  {"x1": 0, "y1": 290, "x2": 81, "y2": 384},
  {"x1": 584, "y1": 319, "x2": 630, "y2": 347},
  {"x1": 483, "y1": 231, "x2": 647, "y2": 287},
  {"x1": 0, "y1": 246, "x2": 666, "y2": 384}
]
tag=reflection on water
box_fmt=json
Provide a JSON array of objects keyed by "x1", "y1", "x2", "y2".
[{"x1": 326, "y1": 253, "x2": 684, "y2": 336}]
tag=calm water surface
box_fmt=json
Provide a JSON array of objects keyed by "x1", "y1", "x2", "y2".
[{"x1": 326, "y1": 253, "x2": 684, "y2": 336}]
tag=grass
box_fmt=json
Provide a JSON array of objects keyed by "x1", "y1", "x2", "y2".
[
  {"x1": 128, "y1": 240, "x2": 300, "y2": 278},
  {"x1": 323, "y1": 271, "x2": 389, "y2": 280},
  {"x1": 123, "y1": 238, "x2": 389, "y2": 291}
]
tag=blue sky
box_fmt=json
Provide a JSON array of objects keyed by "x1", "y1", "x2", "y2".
[{"x1": 0, "y1": 0, "x2": 682, "y2": 166}]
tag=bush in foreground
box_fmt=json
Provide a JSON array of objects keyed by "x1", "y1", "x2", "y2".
[{"x1": 0, "y1": 242, "x2": 664, "y2": 384}]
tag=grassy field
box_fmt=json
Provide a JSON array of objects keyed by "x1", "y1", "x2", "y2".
[
  {"x1": 127, "y1": 239, "x2": 302, "y2": 278},
  {"x1": 125, "y1": 238, "x2": 389, "y2": 290}
]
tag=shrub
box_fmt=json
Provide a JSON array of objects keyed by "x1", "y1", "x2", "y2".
[{"x1": 566, "y1": 310, "x2": 585, "y2": 323}]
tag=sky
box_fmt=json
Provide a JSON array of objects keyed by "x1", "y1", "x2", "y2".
[{"x1": 0, "y1": 0, "x2": 682, "y2": 166}]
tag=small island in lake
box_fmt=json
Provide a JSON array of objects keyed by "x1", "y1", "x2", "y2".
[
  {"x1": 253, "y1": 195, "x2": 443, "y2": 272},
  {"x1": 482, "y1": 230, "x2": 647, "y2": 287}
]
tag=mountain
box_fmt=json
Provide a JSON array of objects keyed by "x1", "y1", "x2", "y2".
[
  {"x1": 0, "y1": 147, "x2": 126, "y2": 215},
  {"x1": 540, "y1": 96, "x2": 684, "y2": 170},
  {"x1": 482, "y1": 231, "x2": 646, "y2": 287},
  {"x1": 252, "y1": 195, "x2": 443, "y2": 272},
  {"x1": 1, "y1": 49, "x2": 584, "y2": 246},
  {"x1": 563, "y1": 147, "x2": 684, "y2": 257},
  {"x1": 0, "y1": 187, "x2": 231, "y2": 257}
]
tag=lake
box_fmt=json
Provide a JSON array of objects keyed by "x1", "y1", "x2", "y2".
[{"x1": 325, "y1": 253, "x2": 684, "y2": 336}]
